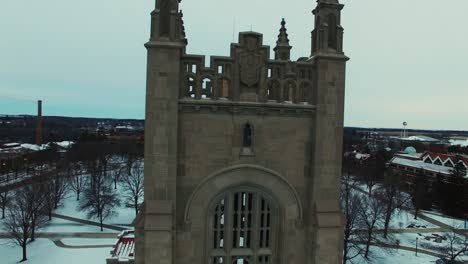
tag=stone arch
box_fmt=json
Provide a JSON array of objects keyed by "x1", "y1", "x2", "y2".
[
  {"x1": 282, "y1": 80, "x2": 297, "y2": 103},
  {"x1": 267, "y1": 79, "x2": 281, "y2": 102},
  {"x1": 185, "y1": 75, "x2": 197, "y2": 98},
  {"x1": 216, "y1": 76, "x2": 231, "y2": 99},
  {"x1": 184, "y1": 164, "x2": 303, "y2": 225},
  {"x1": 200, "y1": 75, "x2": 214, "y2": 98},
  {"x1": 298, "y1": 80, "x2": 312, "y2": 103}
]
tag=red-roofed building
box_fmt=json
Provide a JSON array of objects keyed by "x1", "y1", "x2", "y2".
[
  {"x1": 388, "y1": 151, "x2": 468, "y2": 189},
  {"x1": 421, "y1": 152, "x2": 468, "y2": 168},
  {"x1": 106, "y1": 231, "x2": 135, "y2": 264}
]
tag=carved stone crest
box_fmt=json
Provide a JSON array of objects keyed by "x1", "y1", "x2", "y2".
[{"x1": 239, "y1": 36, "x2": 262, "y2": 87}]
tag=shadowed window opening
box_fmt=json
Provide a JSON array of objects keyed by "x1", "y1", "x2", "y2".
[
  {"x1": 243, "y1": 123, "x2": 252, "y2": 147},
  {"x1": 328, "y1": 13, "x2": 337, "y2": 50}
]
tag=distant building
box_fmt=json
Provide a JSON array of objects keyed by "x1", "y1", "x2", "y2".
[{"x1": 389, "y1": 151, "x2": 468, "y2": 189}]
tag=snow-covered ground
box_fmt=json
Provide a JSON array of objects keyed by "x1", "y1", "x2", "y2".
[
  {"x1": 57, "y1": 183, "x2": 136, "y2": 227},
  {"x1": 60, "y1": 238, "x2": 117, "y2": 246},
  {"x1": 40, "y1": 217, "x2": 117, "y2": 233},
  {"x1": 0, "y1": 239, "x2": 111, "y2": 264},
  {"x1": 422, "y1": 210, "x2": 468, "y2": 229},
  {"x1": 351, "y1": 181, "x2": 436, "y2": 229},
  {"x1": 353, "y1": 245, "x2": 438, "y2": 264}
]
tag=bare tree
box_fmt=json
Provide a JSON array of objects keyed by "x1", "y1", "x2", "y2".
[
  {"x1": 27, "y1": 185, "x2": 47, "y2": 242},
  {"x1": 111, "y1": 165, "x2": 123, "y2": 190},
  {"x1": 341, "y1": 174, "x2": 365, "y2": 264},
  {"x1": 1, "y1": 186, "x2": 47, "y2": 262},
  {"x1": 358, "y1": 195, "x2": 385, "y2": 259},
  {"x1": 412, "y1": 169, "x2": 432, "y2": 220},
  {"x1": 42, "y1": 173, "x2": 68, "y2": 220},
  {"x1": 357, "y1": 159, "x2": 378, "y2": 197},
  {"x1": 0, "y1": 190, "x2": 10, "y2": 219},
  {"x1": 444, "y1": 227, "x2": 468, "y2": 263},
  {"x1": 79, "y1": 173, "x2": 120, "y2": 231},
  {"x1": 69, "y1": 165, "x2": 87, "y2": 201},
  {"x1": 121, "y1": 159, "x2": 144, "y2": 215},
  {"x1": 376, "y1": 169, "x2": 409, "y2": 238}
]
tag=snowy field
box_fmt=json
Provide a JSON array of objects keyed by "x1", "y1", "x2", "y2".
[
  {"x1": 422, "y1": 210, "x2": 468, "y2": 229},
  {"x1": 0, "y1": 239, "x2": 111, "y2": 264},
  {"x1": 0, "y1": 238, "x2": 444, "y2": 264},
  {"x1": 60, "y1": 238, "x2": 117, "y2": 246},
  {"x1": 353, "y1": 246, "x2": 438, "y2": 264},
  {"x1": 40, "y1": 217, "x2": 117, "y2": 233},
  {"x1": 56, "y1": 183, "x2": 136, "y2": 227},
  {"x1": 351, "y1": 181, "x2": 436, "y2": 229}
]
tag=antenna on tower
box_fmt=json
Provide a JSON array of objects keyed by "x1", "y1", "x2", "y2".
[{"x1": 232, "y1": 17, "x2": 236, "y2": 42}]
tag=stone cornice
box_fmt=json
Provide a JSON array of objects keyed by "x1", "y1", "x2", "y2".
[
  {"x1": 178, "y1": 99, "x2": 316, "y2": 116},
  {"x1": 309, "y1": 52, "x2": 350, "y2": 62},
  {"x1": 145, "y1": 40, "x2": 186, "y2": 49}
]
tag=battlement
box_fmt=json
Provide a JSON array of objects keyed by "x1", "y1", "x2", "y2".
[{"x1": 180, "y1": 32, "x2": 315, "y2": 105}]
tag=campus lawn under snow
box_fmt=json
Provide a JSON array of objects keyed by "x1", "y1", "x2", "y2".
[
  {"x1": 422, "y1": 210, "x2": 468, "y2": 229},
  {"x1": 56, "y1": 183, "x2": 137, "y2": 227},
  {"x1": 353, "y1": 245, "x2": 438, "y2": 264},
  {"x1": 60, "y1": 238, "x2": 117, "y2": 246},
  {"x1": 0, "y1": 239, "x2": 111, "y2": 264},
  {"x1": 40, "y1": 217, "x2": 118, "y2": 233}
]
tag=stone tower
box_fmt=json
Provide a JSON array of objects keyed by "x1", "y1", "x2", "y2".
[{"x1": 135, "y1": 0, "x2": 349, "y2": 263}]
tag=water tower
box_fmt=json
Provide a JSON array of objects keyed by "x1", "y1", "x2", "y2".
[{"x1": 402, "y1": 121, "x2": 408, "y2": 138}]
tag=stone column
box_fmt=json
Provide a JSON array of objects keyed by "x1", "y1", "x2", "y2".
[
  {"x1": 308, "y1": 54, "x2": 348, "y2": 264},
  {"x1": 135, "y1": 35, "x2": 184, "y2": 264}
]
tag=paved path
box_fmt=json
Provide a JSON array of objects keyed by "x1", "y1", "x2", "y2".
[
  {"x1": 355, "y1": 240, "x2": 445, "y2": 258},
  {"x1": 52, "y1": 213, "x2": 127, "y2": 231},
  {"x1": 0, "y1": 232, "x2": 119, "y2": 239},
  {"x1": 51, "y1": 239, "x2": 114, "y2": 249}
]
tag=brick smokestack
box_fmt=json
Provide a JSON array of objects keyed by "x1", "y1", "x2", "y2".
[{"x1": 36, "y1": 100, "x2": 43, "y2": 146}]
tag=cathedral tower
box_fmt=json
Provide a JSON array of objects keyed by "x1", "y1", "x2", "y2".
[{"x1": 136, "y1": 0, "x2": 348, "y2": 263}]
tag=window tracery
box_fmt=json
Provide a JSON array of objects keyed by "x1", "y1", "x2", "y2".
[{"x1": 208, "y1": 190, "x2": 276, "y2": 264}]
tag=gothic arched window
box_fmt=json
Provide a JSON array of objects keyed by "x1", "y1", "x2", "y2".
[
  {"x1": 267, "y1": 81, "x2": 280, "y2": 102},
  {"x1": 208, "y1": 189, "x2": 277, "y2": 264},
  {"x1": 217, "y1": 78, "x2": 230, "y2": 99},
  {"x1": 187, "y1": 77, "x2": 196, "y2": 98},
  {"x1": 202, "y1": 78, "x2": 213, "y2": 98}
]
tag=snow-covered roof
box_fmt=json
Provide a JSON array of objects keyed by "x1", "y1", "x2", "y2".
[
  {"x1": 404, "y1": 146, "x2": 417, "y2": 154},
  {"x1": 401, "y1": 135, "x2": 439, "y2": 142},
  {"x1": 355, "y1": 153, "x2": 371, "y2": 160},
  {"x1": 110, "y1": 231, "x2": 135, "y2": 260},
  {"x1": 422, "y1": 152, "x2": 468, "y2": 167},
  {"x1": 53, "y1": 141, "x2": 74, "y2": 148},
  {"x1": 390, "y1": 157, "x2": 461, "y2": 176},
  {"x1": 3, "y1": 142, "x2": 20, "y2": 147},
  {"x1": 450, "y1": 139, "x2": 468, "y2": 147},
  {"x1": 395, "y1": 153, "x2": 424, "y2": 160}
]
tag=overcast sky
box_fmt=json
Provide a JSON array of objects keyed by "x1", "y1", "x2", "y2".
[{"x1": 1, "y1": 0, "x2": 467, "y2": 130}]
